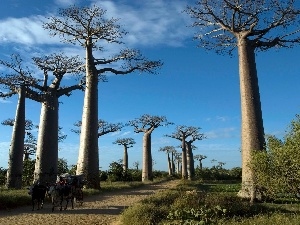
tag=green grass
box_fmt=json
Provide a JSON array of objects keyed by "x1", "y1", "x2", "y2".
[
  {"x1": 119, "y1": 180, "x2": 300, "y2": 225},
  {"x1": 0, "y1": 188, "x2": 32, "y2": 210}
]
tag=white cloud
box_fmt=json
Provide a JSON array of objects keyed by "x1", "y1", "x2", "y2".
[
  {"x1": 121, "y1": 131, "x2": 131, "y2": 136},
  {"x1": 205, "y1": 127, "x2": 237, "y2": 139},
  {"x1": 0, "y1": 16, "x2": 61, "y2": 45},
  {"x1": 0, "y1": 0, "x2": 194, "y2": 57},
  {"x1": 92, "y1": 0, "x2": 193, "y2": 47},
  {"x1": 54, "y1": 0, "x2": 79, "y2": 7},
  {"x1": 216, "y1": 116, "x2": 229, "y2": 122}
]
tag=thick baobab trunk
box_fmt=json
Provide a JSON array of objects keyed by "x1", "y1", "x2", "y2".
[
  {"x1": 167, "y1": 153, "x2": 172, "y2": 175},
  {"x1": 171, "y1": 152, "x2": 175, "y2": 174},
  {"x1": 34, "y1": 94, "x2": 59, "y2": 184},
  {"x1": 142, "y1": 132, "x2": 152, "y2": 182},
  {"x1": 123, "y1": 146, "x2": 128, "y2": 172},
  {"x1": 6, "y1": 87, "x2": 25, "y2": 189},
  {"x1": 186, "y1": 143, "x2": 195, "y2": 180},
  {"x1": 186, "y1": 147, "x2": 191, "y2": 180},
  {"x1": 148, "y1": 134, "x2": 153, "y2": 180},
  {"x1": 181, "y1": 139, "x2": 188, "y2": 179},
  {"x1": 77, "y1": 43, "x2": 100, "y2": 189},
  {"x1": 237, "y1": 38, "x2": 265, "y2": 201},
  {"x1": 177, "y1": 161, "x2": 181, "y2": 174}
]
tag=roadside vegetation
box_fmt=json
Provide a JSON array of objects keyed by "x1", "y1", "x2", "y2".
[
  {"x1": 0, "y1": 162, "x2": 170, "y2": 210},
  {"x1": 119, "y1": 179, "x2": 300, "y2": 225},
  {"x1": 119, "y1": 114, "x2": 300, "y2": 225}
]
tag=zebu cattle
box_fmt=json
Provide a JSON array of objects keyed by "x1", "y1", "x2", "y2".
[
  {"x1": 48, "y1": 184, "x2": 75, "y2": 212},
  {"x1": 28, "y1": 184, "x2": 48, "y2": 211}
]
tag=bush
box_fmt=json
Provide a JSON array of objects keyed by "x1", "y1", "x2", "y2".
[
  {"x1": 0, "y1": 189, "x2": 33, "y2": 210},
  {"x1": 120, "y1": 202, "x2": 169, "y2": 225},
  {"x1": 251, "y1": 115, "x2": 300, "y2": 200},
  {"x1": 100, "y1": 170, "x2": 108, "y2": 181},
  {"x1": 204, "y1": 193, "x2": 265, "y2": 217},
  {"x1": 0, "y1": 167, "x2": 7, "y2": 186},
  {"x1": 120, "y1": 189, "x2": 180, "y2": 225}
]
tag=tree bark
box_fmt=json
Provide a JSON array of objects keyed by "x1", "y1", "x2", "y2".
[
  {"x1": 237, "y1": 38, "x2": 265, "y2": 201},
  {"x1": 6, "y1": 86, "x2": 25, "y2": 189},
  {"x1": 76, "y1": 41, "x2": 100, "y2": 189},
  {"x1": 167, "y1": 153, "x2": 172, "y2": 175},
  {"x1": 186, "y1": 143, "x2": 195, "y2": 180},
  {"x1": 148, "y1": 134, "x2": 153, "y2": 181},
  {"x1": 142, "y1": 132, "x2": 152, "y2": 181},
  {"x1": 123, "y1": 146, "x2": 128, "y2": 172},
  {"x1": 181, "y1": 138, "x2": 188, "y2": 179},
  {"x1": 34, "y1": 93, "x2": 59, "y2": 184}
]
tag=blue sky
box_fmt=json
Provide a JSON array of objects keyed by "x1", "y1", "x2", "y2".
[{"x1": 0, "y1": 0, "x2": 299, "y2": 171}]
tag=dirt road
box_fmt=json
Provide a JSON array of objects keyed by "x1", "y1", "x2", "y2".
[{"x1": 0, "y1": 180, "x2": 179, "y2": 225}]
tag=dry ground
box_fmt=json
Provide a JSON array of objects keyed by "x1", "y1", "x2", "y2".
[{"x1": 0, "y1": 180, "x2": 179, "y2": 225}]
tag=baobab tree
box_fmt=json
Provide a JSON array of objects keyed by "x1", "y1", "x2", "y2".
[
  {"x1": 1, "y1": 53, "x2": 84, "y2": 184},
  {"x1": 128, "y1": 114, "x2": 172, "y2": 181},
  {"x1": 194, "y1": 154, "x2": 207, "y2": 170},
  {"x1": 1, "y1": 119, "x2": 36, "y2": 160},
  {"x1": 166, "y1": 125, "x2": 205, "y2": 180},
  {"x1": 186, "y1": 0, "x2": 300, "y2": 200},
  {"x1": 0, "y1": 55, "x2": 38, "y2": 188},
  {"x1": 72, "y1": 119, "x2": 123, "y2": 185},
  {"x1": 72, "y1": 119, "x2": 123, "y2": 137},
  {"x1": 133, "y1": 161, "x2": 140, "y2": 170},
  {"x1": 31, "y1": 53, "x2": 84, "y2": 184},
  {"x1": 185, "y1": 143, "x2": 198, "y2": 179},
  {"x1": 159, "y1": 146, "x2": 176, "y2": 176},
  {"x1": 113, "y1": 138, "x2": 136, "y2": 172},
  {"x1": 43, "y1": 5, "x2": 162, "y2": 189},
  {"x1": 174, "y1": 151, "x2": 182, "y2": 174}
]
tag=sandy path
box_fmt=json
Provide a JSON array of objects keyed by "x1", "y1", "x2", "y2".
[{"x1": 0, "y1": 180, "x2": 179, "y2": 225}]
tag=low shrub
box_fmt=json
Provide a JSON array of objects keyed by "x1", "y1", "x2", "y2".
[
  {"x1": 120, "y1": 180, "x2": 300, "y2": 225},
  {"x1": 120, "y1": 202, "x2": 169, "y2": 225},
  {"x1": 0, "y1": 188, "x2": 33, "y2": 210}
]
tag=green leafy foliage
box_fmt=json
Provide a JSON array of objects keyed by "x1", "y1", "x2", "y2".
[
  {"x1": 0, "y1": 167, "x2": 7, "y2": 185},
  {"x1": 22, "y1": 159, "x2": 35, "y2": 186},
  {"x1": 251, "y1": 114, "x2": 300, "y2": 200},
  {"x1": 195, "y1": 166, "x2": 242, "y2": 181},
  {"x1": 57, "y1": 158, "x2": 69, "y2": 174}
]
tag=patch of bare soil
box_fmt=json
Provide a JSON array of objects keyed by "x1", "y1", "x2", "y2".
[{"x1": 0, "y1": 180, "x2": 179, "y2": 225}]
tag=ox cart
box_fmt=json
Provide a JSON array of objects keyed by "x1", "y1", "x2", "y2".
[
  {"x1": 49, "y1": 174, "x2": 85, "y2": 211},
  {"x1": 69, "y1": 174, "x2": 84, "y2": 206}
]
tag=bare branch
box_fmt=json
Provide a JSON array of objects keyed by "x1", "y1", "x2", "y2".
[
  {"x1": 185, "y1": 0, "x2": 300, "y2": 54},
  {"x1": 43, "y1": 5, "x2": 126, "y2": 48}
]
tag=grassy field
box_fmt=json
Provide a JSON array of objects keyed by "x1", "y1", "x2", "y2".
[{"x1": 119, "y1": 180, "x2": 300, "y2": 225}]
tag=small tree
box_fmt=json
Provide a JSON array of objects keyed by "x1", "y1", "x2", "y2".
[
  {"x1": 159, "y1": 146, "x2": 176, "y2": 176},
  {"x1": 22, "y1": 158, "x2": 35, "y2": 186},
  {"x1": 251, "y1": 115, "x2": 300, "y2": 200},
  {"x1": 166, "y1": 125, "x2": 205, "y2": 180},
  {"x1": 174, "y1": 151, "x2": 182, "y2": 174},
  {"x1": 128, "y1": 114, "x2": 172, "y2": 182},
  {"x1": 57, "y1": 158, "x2": 69, "y2": 175},
  {"x1": 72, "y1": 119, "x2": 123, "y2": 137},
  {"x1": 113, "y1": 138, "x2": 136, "y2": 172},
  {"x1": 133, "y1": 161, "x2": 140, "y2": 170},
  {"x1": 194, "y1": 154, "x2": 207, "y2": 170}
]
